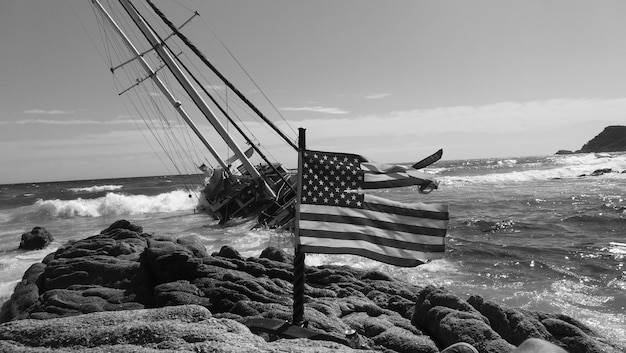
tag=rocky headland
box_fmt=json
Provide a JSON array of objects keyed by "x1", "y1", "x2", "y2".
[
  {"x1": 0, "y1": 220, "x2": 622, "y2": 353},
  {"x1": 556, "y1": 125, "x2": 626, "y2": 154}
]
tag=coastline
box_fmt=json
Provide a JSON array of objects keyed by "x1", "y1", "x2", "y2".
[{"x1": 0, "y1": 220, "x2": 622, "y2": 353}]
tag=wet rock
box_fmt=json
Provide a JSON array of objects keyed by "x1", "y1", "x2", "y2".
[
  {"x1": 474, "y1": 220, "x2": 498, "y2": 232},
  {"x1": 413, "y1": 286, "x2": 514, "y2": 353},
  {"x1": 260, "y1": 246, "x2": 292, "y2": 263},
  {"x1": 19, "y1": 227, "x2": 53, "y2": 250},
  {"x1": 215, "y1": 245, "x2": 243, "y2": 260},
  {"x1": 0, "y1": 263, "x2": 45, "y2": 322},
  {"x1": 590, "y1": 168, "x2": 612, "y2": 176},
  {"x1": 176, "y1": 233, "x2": 208, "y2": 258},
  {"x1": 468, "y1": 295, "x2": 551, "y2": 346}
]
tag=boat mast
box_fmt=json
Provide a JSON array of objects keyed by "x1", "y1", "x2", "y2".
[
  {"x1": 91, "y1": 0, "x2": 230, "y2": 172},
  {"x1": 144, "y1": 0, "x2": 298, "y2": 152},
  {"x1": 117, "y1": 0, "x2": 276, "y2": 198}
]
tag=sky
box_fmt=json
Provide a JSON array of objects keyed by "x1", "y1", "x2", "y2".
[{"x1": 1, "y1": 0, "x2": 626, "y2": 184}]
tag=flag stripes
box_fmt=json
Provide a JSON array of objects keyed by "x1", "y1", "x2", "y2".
[
  {"x1": 361, "y1": 172, "x2": 434, "y2": 189},
  {"x1": 298, "y1": 194, "x2": 448, "y2": 267},
  {"x1": 298, "y1": 228, "x2": 446, "y2": 252},
  {"x1": 299, "y1": 206, "x2": 447, "y2": 237},
  {"x1": 297, "y1": 149, "x2": 448, "y2": 267},
  {"x1": 360, "y1": 194, "x2": 448, "y2": 220},
  {"x1": 299, "y1": 243, "x2": 440, "y2": 267},
  {"x1": 362, "y1": 168, "x2": 438, "y2": 190}
]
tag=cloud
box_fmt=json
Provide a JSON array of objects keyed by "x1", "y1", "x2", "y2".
[
  {"x1": 23, "y1": 109, "x2": 75, "y2": 115},
  {"x1": 280, "y1": 98, "x2": 626, "y2": 139},
  {"x1": 258, "y1": 97, "x2": 626, "y2": 161},
  {"x1": 280, "y1": 106, "x2": 349, "y2": 115},
  {"x1": 363, "y1": 93, "x2": 391, "y2": 99},
  {"x1": 10, "y1": 119, "x2": 136, "y2": 125}
]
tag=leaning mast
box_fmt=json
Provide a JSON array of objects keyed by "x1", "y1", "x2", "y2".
[
  {"x1": 117, "y1": 0, "x2": 276, "y2": 198},
  {"x1": 91, "y1": 0, "x2": 230, "y2": 172}
]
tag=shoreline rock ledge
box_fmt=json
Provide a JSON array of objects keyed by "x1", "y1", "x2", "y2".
[{"x1": 0, "y1": 220, "x2": 622, "y2": 353}]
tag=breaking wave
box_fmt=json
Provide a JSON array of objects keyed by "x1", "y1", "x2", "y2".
[{"x1": 30, "y1": 190, "x2": 198, "y2": 218}]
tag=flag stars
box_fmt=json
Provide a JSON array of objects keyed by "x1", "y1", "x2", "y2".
[{"x1": 301, "y1": 150, "x2": 364, "y2": 207}]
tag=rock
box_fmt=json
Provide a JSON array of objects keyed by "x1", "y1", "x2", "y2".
[
  {"x1": 555, "y1": 150, "x2": 575, "y2": 155},
  {"x1": 0, "y1": 304, "x2": 366, "y2": 352},
  {"x1": 468, "y1": 295, "x2": 551, "y2": 346},
  {"x1": 474, "y1": 220, "x2": 498, "y2": 232},
  {"x1": 1, "y1": 220, "x2": 623, "y2": 353},
  {"x1": 412, "y1": 286, "x2": 515, "y2": 353},
  {"x1": 154, "y1": 280, "x2": 212, "y2": 307},
  {"x1": 557, "y1": 125, "x2": 626, "y2": 155},
  {"x1": 100, "y1": 219, "x2": 143, "y2": 234},
  {"x1": 0, "y1": 263, "x2": 45, "y2": 322},
  {"x1": 176, "y1": 233, "x2": 209, "y2": 258},
  {"x1": 18, "y1": 227, "x2": 53, "y2": 250},
  {"x1": 577, "y1": 125, "x2": 626, "y2": 153},
  {"x1": 0, "y1": 305, "x2": 366, "y2": 353},
  {"x1": 260, "y1": 246, "x2": 292, "y2": 263},
  {"x1": 590, "y1": 168, "x2": 612, "y2": 176},
  {"x1": 215, "y1": 245, "x2": 244, "y2": 260}
]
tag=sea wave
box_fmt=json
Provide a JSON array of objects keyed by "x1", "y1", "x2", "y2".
[
  {"x1": 551, "y1": 152, "x2": 626, "y2": 171},
  {"x1": 441, "y1": 165, "x2": 626, "y2": 185},
  {"x1": 437, "y1": 152, "x2": 626, "y2": 185},
  {"x1": 26, "y1": 190, "x2": 198, "y2": 219},
  {"x1": 67, "y1": 185, "x2": 124, "y2": 193}
]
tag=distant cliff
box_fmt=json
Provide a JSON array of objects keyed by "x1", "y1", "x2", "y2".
[{"x1": 557, "y1": 125, "x2": 626, "y2": 154}]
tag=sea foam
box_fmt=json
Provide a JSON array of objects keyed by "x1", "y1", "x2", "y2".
[
  {"x1": 442, "y1": 153, "x2": 626, "y2": 185},
  {"x1": 31, "y1": 190, "x2": 197, "y2": 218},
  {"x1": 67, "y1": 185, "x2": 124, "y2": 193}
]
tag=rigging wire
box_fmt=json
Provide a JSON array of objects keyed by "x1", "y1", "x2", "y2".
[
  {"x1": 136, "y1": 1, "x2": 297, "y2": 192},
  {"x1": 160, "y1": 7, "x2": 299, "y2": 166},
  {"x1": 163, "y1": 42, "x2": 296, "y2": 192},
  {"x1": 138, "y1": 3, "x2": 294, "y2": 164},
  {"x1": 143, "y1": 0, "x2": 298, "y2": 152},
  {"x1": 173, "y1": 49, "x2": 291, "y2": 165},
  {"x1": 91, "y1": 0, "x2": 205, "y2": 195},
  {"x1": 195, "y1": 12, "x2": 299, "y2": 140},
  {"x1": 85, "y1": 1, "x2": 181, "y2": 181},
  {"x1": 87, "y1": 0, "x2": 303, "y2": 203}
]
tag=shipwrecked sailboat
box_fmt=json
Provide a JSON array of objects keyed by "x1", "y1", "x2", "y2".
[{"x1": 90, "y1": 0, "x2": 298, "y2": 227}]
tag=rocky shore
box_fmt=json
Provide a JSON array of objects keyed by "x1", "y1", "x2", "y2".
[{"x1": 0, "y1": 220, "x2": 622, "y2": 353}]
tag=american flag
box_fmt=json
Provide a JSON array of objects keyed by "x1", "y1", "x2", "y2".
[{"x1": 297, "y1": 150, "x2": 448, "y2": 267}]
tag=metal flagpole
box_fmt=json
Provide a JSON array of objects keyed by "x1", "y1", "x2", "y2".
[{"x1": 292, "y1": 127, "x2": 306, "y2": 325}]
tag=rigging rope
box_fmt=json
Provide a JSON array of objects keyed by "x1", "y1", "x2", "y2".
[
  {"x1": 169, "y1": 48, "x2": 296, "y2": 193},
  {"x1": 196, "y1": 13, "x2": 298, "y2": 140},
  {"x1": 121, "y1": 0, "x2": 294, "y2": 192},
  {"x1": 91, "y1": 0, "x2": 205, "y2": 195},
  {"x1": 143, "y1": 0, "x2": 298, "y2": 152}
]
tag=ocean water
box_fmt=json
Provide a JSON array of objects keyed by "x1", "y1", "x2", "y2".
[{"x1": 1, "y1": 153, "x2": 625, "y2": 347}]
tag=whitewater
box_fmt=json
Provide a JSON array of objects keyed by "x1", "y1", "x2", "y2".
[{"x1": 0, "y1": 152, "x2": 625, "y2": 348}]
